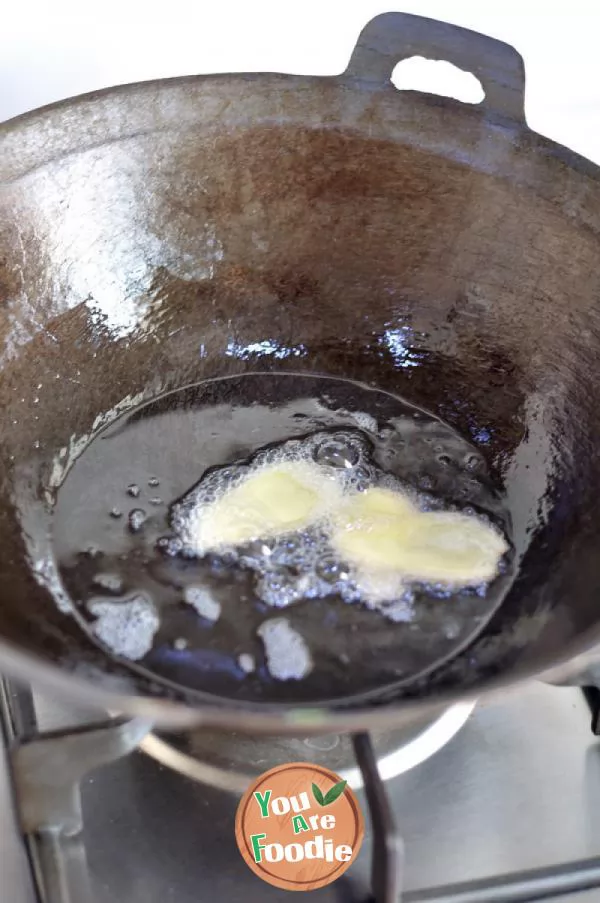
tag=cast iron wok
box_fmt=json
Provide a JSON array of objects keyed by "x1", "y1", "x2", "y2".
[{"x1": 2, "y1": 12, "x2": 600, "y2": 733}]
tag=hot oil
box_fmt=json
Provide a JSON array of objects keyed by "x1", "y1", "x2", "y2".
[{"x1": 53, "y1": 372, "x2": 514, "y2": 705}]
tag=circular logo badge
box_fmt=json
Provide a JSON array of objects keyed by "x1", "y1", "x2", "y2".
[{"x1": 235, "y1": 761, "x2": 364, "y2": 891}]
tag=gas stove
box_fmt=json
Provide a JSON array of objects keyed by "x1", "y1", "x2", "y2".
[{"x1": 3, "y1": 678, "x2": 600, "y2": 903}]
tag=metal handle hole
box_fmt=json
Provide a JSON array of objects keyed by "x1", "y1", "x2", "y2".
[{"x1": 391, "y1": 56, "x2": 485, "y2": 104}]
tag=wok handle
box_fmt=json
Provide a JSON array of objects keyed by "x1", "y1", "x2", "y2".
[{"x1": 345, "y1": 12, "x2": 526, "y2": 124}]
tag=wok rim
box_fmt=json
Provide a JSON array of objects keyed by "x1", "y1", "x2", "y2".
[
  {"x1": 0, "y1": 622, "x2": 598, "y2": 732},
  {"x1": 2, "y1": 68, "x2": 600, "y2": 191}
]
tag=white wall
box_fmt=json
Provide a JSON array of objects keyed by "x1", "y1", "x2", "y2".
[{"x1": 2, "y1": 1, "x2": 600, "y2": 163}]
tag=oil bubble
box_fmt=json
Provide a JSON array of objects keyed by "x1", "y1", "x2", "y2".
[
  {"x1": 314, "y1": 438, "x2": 360, "y2": 469},
  {"x1": 128, "y1": 508, "x2": 147, "y2": 533},
  {"x1": 245, "y1": 539, "x2": 274, "y2": 559},
  {"x1": 352, "y1": 464, "x2": 372, "y2": 491},
  {"x1": 316, "y1": 557, "x2": 348, "y2": 583},
  {"x1": 157, "y1": 535, "x2": 184, "y2": 557},
  {"x1": 256, "y1": 572, "x2": 302, "y2": 608}
]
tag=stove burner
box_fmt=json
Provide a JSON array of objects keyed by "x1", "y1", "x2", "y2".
[
  {"x1": 138, "y1": 702, "x2": 475, "y2": 792},
  {"x1": 4, "y1": 680, "x2": 600, "y2": 903}
]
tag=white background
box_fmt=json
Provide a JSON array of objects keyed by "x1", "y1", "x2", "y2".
[{"x1": 2, "y1": 1, "x2": 600, "y2": 163}]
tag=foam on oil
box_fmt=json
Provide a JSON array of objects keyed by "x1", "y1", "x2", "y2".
[
  {"x1": 52, "y1": 372, "x2": 514, "y2": 705},
  {"x1": 170, "y1": 430, "x2": 506, "y2": 619}
]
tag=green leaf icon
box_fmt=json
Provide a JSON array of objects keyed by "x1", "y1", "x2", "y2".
[
  {"x1": 312, "y1": 783, "x2": 325, "y2": 806},
  {"x1": 323, "y1": 779, "x2": 347, "y2": 806}
]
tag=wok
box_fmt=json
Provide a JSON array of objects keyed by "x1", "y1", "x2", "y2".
[{"x1": 2, "y1": 12, "x2": 600, "y2": 734}]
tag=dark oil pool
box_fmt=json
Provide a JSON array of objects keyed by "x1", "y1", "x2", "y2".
[{"x1": 53, "y1": 372, "x2": 514, "y2": 705}]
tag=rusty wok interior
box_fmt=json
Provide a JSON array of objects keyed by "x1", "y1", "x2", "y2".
[{"x1": 2, "y1": 12, "x2": 600, "y2": 732}]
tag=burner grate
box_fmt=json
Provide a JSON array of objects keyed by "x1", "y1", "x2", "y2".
[
  {"x1": 1, "y1": 680, "x2": 405, "y2": 902},
  {"x1": 3, "y1": 679, "x2": 600, "y2": 903}
]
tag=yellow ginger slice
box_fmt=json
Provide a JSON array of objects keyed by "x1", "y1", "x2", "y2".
[
  {"x1": 332, "y1": 487, "x2": 507, "y2": 586},
  {"x1": 331, "y1": 487, "x2": 418, "y2": 571},
  {"x1": 187, "y1": 461, "x2": 343, "y2": 554}
]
